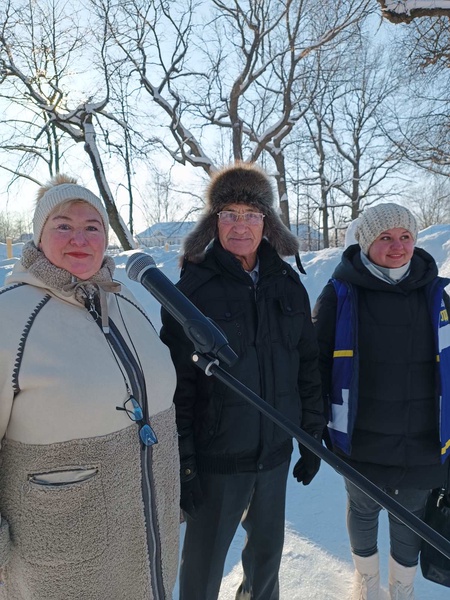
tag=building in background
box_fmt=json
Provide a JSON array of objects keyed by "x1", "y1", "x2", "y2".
[
  {"x1": 137, "y1": 220, "x2": 323, "y2": 250},
  {"x1": 136, "y1": 222, "x2": 196, "y2": 247}
]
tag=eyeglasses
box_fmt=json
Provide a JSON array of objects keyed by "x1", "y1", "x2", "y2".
[
  {"x1": 116, "y1": 396, "x2": 158, "y2": 447},
  {"x1": 217, "y1": 211, "x2": 265, "y2": 225}
]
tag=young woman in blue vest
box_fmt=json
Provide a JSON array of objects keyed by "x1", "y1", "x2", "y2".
[{"x1": 313, "y1": 203, "x2": 450, "y2": 600}]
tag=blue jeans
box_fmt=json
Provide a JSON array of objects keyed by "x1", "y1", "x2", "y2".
[{"x1": 344, "y1": 479, "x2": 430, "y2": 567}]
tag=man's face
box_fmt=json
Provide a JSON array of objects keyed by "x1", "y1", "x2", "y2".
[{"x1": 217, "y1": 203, "x2": 265, "y2": 270}]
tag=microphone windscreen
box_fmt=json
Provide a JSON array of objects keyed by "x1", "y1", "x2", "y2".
[{"x1": 126, "y1": 253, "x2": 156, "y2": 282}]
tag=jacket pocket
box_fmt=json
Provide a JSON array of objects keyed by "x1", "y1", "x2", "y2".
[
  {"x1": 195, "y1": 392, "x2": 224, "y2": 450},
  {"x1": 28, "y1": 467, "x2": 98, "y2": 486},
  {"x1": 19, "y1": 466, "x2": 107, "y2": 566},
  {"x1": 273, "y1": 297, "x2": 305, "y2": 349},
  {"x1": 206, "y1": 303, "x2": 248, "y2": 355}
]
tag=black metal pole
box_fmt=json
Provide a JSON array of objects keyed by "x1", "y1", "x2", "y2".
[{"x1": 192, "y1": 352, "x2": 450, "y2": 561}]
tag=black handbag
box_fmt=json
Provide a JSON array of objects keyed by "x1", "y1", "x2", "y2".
[{"x1": 420, "y1": 485, "x2": 450, "y2": 588}]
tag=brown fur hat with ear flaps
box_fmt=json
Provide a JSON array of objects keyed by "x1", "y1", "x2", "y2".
[{"x1": 182, "y1": 161, "x2": 299, "y2": 263}]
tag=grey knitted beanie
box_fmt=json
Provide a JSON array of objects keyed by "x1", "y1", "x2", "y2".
[
  {"x1": 355, "y1": 203, "x2": 418, "y2": 255},
  {"x1": 33, "y1": 175, "x2": 109, "y2": 245}
]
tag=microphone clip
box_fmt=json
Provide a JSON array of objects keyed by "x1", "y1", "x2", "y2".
[{"x1": 192, "y1": 353, "x2": 219, "y2": 376}]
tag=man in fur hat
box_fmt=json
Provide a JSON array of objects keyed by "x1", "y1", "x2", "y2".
[{"x1": 160, "y1": 161, "x2": 325, "y2": 600}]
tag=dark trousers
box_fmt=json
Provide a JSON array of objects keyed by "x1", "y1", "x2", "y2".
[
  {"x1": 345, "y1": 479, "x2": 430, "y2": 567},
  {"x1": 179, "y1": 460, "x2": 290, "y2": 600}
]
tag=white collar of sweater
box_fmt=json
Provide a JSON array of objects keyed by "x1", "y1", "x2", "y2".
[{"x1": 360, "y1": 250, "x2": 411, "y2": 285}]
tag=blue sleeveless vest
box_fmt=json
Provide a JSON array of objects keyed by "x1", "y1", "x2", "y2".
[{"x1": 328, "y1": 278, "x2": 450, "y2": 463}]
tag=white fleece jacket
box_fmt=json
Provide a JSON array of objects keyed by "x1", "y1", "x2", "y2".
[
  {"x1": 1, "y1": 262, "x2": 176, "y2": 443},
  {"x1": 0, "y1": 254, "x2": 180, "y2": 599}
]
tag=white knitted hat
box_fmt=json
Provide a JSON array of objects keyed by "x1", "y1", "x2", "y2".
[
  {"x1": 33, "y1": 182, "x2": 109, "y2": 245},
  {"x1": 355, "y1": 203, "x2": 418, "y2": 255}
]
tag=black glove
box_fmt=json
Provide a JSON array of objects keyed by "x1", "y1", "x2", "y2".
[
  {"x1": 180, "y1": 470, "x2": 204, "y2": 518},
  {"x1": 178, "y1": 435, "x2": 204, "y2": 517},
  {"x1": 293, "y1": 433, "x2": 321, "y2": 485}
]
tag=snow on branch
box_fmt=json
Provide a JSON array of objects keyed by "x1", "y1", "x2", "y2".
[{"x1": 377, "y1": 0, "x2": 450, "y2": 22}]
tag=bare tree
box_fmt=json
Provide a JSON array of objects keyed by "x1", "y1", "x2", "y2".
[
  {"x1": 404, "y1": 16, "x2": 450, "y2": 68},
  {"x1": 91, "y1": 0, "x2": 215, "y2": 168},
  {"x1": 407, "y1": 174, "x2": 450, "y2": 229},
  {"x1": 95, "y1": 0, "x2": 373, "y2": 227},
  {"x1": 102, "y1": 66, "x2": 141, "y2": 235},
  {"x1": 0, "y1": 0, "x2": 79, "y2": 184},
  {"x1": 292, "y1": 34, "x2": 407, "y2": 247},
  {"x1": 140, "y1": 166, "x2": 182, "y2": 227},
  {"x1": 324, "y1": 44, "x2": 405, "y2": 212},
  {"x1": 385, "y1": 17, "x2": 450, "y2": 175},
  {"x1": 0, "y1": 0, "x2": 136, "y2": 248},
  {"x1": 191, "y1": 0, "x2": 374, "y2": 226},
  {"x1": 0, "y1": 210, "x2": 32, "y2": 243}
]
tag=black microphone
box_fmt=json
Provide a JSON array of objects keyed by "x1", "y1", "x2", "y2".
[{"x1": 126, "y1": 252, "x2": 238, "y2": 367}]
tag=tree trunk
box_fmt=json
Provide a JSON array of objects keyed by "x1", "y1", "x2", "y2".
[
  {"x1": 82, "y1": 114, "x2": 135, "y2": 250},
  {"x1": 272, "y1": 152, "x2": 291, "y2": 228}
]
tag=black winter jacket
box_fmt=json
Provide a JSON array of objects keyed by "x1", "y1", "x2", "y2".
[
  {"x1": 160, "y1": 239, "x2": 324, "y2": 476},
  {"x1": 313, "y1": 244, "x2": 449, "y2": 489}
]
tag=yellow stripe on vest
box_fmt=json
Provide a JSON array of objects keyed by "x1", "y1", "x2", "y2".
[
  {"x1": 333, "y1": 350, "x2": 354, "y2": 358},
  {"x1": 442, "y1": 438, "x2": 450, "y2": 456}
]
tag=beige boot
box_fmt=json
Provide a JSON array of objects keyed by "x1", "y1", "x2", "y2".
[
  {"x1": 388, "y1": 555, "x2": 417, "y2": 600},
  {"x1": 351, "y1": 552, "x2": 381, "y2": 600}
]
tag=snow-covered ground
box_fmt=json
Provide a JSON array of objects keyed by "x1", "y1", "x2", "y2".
[{"x1": 1, "y1": 225, "x2": 449, "y2": 599}]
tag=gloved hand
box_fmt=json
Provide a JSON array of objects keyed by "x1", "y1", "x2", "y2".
[
  {"x1": 180, "y1": 473, "x2": 204, "y2": 518},
  {"x1": 293, "y1": 433, "x2": 321, "y2": 485},
  {"x1": 178, "y1": 435, "x2": 203, "y2": 518}
]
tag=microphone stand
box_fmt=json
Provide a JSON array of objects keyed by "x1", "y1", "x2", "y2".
[{"x1": 191, "y1": 351, "x2": 450, "y2": 562}]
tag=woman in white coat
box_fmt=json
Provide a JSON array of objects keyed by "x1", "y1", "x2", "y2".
[{"x1": 0, "y1": 174, "x2": 179, "y2": 600}]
